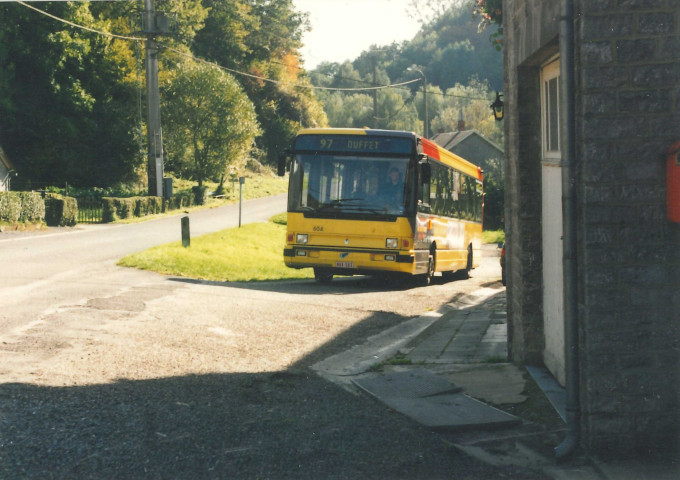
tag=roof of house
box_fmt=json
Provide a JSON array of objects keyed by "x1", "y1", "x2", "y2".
[{"x1": 431, "y1": 129, "x2": 504, "y2": 154}]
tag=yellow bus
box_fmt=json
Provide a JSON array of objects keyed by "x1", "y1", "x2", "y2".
[{"x1": 278, "y1": 128, "x2": 483, "y2": 284}]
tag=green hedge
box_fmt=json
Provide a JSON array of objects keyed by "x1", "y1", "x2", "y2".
[
  {"x1": 19, "y1": 192, "x2": 45, "y2": 222},
  {"x1": 100, "y1": 193, "x2": 198, "y2": 223},
  {"x1": 191, "y1": 186, "x2": 209, "y2": 205},
  {"x1": 0, "y1": 191, "x2": 44, "y2": 224},
  {"x1": 45, "y1": 193, "x2": 78, "y2": 226},
  {"x1": 103, "y1": 197, "x2": 134, "y2": 222},
  {"x1": 0, "y1": 191, "x2": 22, "y2": 223},
  {"x1": 134, "y1": 196, "x2": 163, "y2": 217},
  {"x1": 165, "y1": 193, "x2": 194, "y2": 211}
]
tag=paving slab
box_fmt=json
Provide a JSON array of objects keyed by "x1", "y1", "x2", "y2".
[
  {"x1": 434, "y1": 364, "x2": 528, "y2": 406},
  {"x1": 311, "y1": 313, "x2": 442, "y2": 377},
  {"x1": 353, "y1": 369, "x2": 520, "y2": 431},
  {"x1": 351, "y1": 369, "x2": 461, "y2": 398}
]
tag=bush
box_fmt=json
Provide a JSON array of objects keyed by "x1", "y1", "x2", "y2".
[
  {"x1": 102, "y1": 197, "x2": 135, "y2": 222},
  {"x1": 134, "y1": 197, "x2": 162, "y2": 217},
  {"x1": 19, "y1": 192, "x2": 45, "y2": 222},
  {"x1": 44, "y1": 193, "x2": 78, "y2": 226},
  {"x1": 0, "y1": 192, "x2": 22, "y2": 223},
  {"x1": 102, "y1": 196, "x2": 166, "y2": 223},
  {"x1": 102, "y1": 197, "x2": 117, "y2": 223},
  {"x1": 165, "y1": 193, "x2": 194, "y2": 211},
  {"x1": 0, "y1": 191, "x2": 45, "y2": 225},
  {"x1": 191, "y1": 186, "x2": 209, "y2": 205}
]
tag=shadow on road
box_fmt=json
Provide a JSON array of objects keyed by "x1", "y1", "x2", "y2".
[
  {"x1": 0, "y1": 342, "x2": 543, "y2": 480},
  {"x1": 0, "y1": 285, "x2": 545, "y2": 480},
  {"x1": 167, "y1": 271, "x2": 479, "y2": 296}
]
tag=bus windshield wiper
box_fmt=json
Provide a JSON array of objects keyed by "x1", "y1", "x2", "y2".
[{"x1": 318, "y1": 198, "x2": 365, "y2": 209}]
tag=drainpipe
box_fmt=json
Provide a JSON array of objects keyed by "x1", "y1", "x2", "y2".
[{"x1": 555, "y1": 0, "x2": 580, "y2": 461}]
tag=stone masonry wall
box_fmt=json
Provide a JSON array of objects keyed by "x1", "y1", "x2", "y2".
[
  {"x1": 576, "y1": 0, "x2": 680, "y2": 455},
  {"x1": 504, "y1": 0, "x2": 680, "y2": 457}
]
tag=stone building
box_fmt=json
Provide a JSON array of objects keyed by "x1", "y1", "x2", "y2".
[{"x1": 503, "y1": 0, "x2": 679, "y2": 457}]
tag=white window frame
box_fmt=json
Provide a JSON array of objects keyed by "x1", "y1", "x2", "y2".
[{"x1": 541, "y1": 58, "x2": 562, "y2": 164}]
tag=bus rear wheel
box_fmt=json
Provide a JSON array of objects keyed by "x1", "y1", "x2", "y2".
[{"x1": 313, "y1": 267, "x2": 333, "y2": 284}]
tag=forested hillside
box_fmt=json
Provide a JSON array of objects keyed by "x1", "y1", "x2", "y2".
[{"x1": 309, "y1": 2, "x2": 503, "y2": 145}]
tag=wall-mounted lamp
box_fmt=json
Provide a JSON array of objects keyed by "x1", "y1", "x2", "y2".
[{"x1": 490, "y1": 91, "x2": 504, "y2": 121}]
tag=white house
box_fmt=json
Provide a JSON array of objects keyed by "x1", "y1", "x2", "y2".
[{"x1": 0, "y1": 145, "x2": 14, "y2": 192}]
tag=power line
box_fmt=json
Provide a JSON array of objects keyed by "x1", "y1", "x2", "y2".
[
  {"x1": 17, "y1": 1, "x2": 420, "y2": 94},
  {"x1": 162, "y1": 44, "x2": 420, "y2": 92},
  {"x1": 17, "y1": 1, "x2": 490, "y2": 101},
  {"x1": 17, "y1": 1, "x2": 144, "y2": 42},
  {"x1": 306, "y1": 69, "x2": 490, "y2": 101}
]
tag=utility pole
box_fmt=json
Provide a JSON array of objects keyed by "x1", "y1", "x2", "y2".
[
  {"x1": 423, "y1": 80, "x2": 428, "y2": 139},
  {"x1": 407, "y1": 66, "x2": 428, "y2": 138},
  {"x1": 372, "y1": 56, "x2": 378, "y2": 128},
  {"x1": 144, "y1": 0, "x2": 164, "y2": 197}
]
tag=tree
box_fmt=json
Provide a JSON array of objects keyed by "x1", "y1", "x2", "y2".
[
  {"x1": 0, "y1": 2, "x2": 142, "y2": 188},
  {"x1": 472, "y1": 0, "x2": 503, "y2": 51},
  {"x1": 192, "y1": 0, "x2": 326, "y2": 166},
  {"x1": 161, "y1": 61, "x2": 259, "y2": 187}
]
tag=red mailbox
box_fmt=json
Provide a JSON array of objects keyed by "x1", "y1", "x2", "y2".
[{"x1": 668, "y1": 141, "x2": 680, "y2": 223}]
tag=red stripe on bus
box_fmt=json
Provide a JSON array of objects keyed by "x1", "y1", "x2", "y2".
[{"x1": 421, "y1": 138, "x2": 440, "y2": 160}]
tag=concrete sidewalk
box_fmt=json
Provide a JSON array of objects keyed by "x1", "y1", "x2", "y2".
[{"x1": 311, "y1": 286, "x2": 626, "y2": 479}]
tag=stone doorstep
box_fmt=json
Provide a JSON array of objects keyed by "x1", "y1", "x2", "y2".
[{"x1": 352, "y1": 369, "x2": 520, "y2": 431}]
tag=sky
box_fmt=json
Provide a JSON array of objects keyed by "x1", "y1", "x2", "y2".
[{"x1": 293, "y1": 0, "x2": 425, "y2": 69}]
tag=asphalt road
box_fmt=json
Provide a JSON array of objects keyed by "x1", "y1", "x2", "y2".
[
  {"x1": 0, "y1": 201, "x2": 549, "y2": 479},
  {"x1": 0, "y1": 194, "x2": 287, "y2": 335}
]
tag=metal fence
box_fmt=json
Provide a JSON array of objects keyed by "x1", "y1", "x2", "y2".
[{"x1": 76, "y1": 197, "x2": 103, "y2": 224}]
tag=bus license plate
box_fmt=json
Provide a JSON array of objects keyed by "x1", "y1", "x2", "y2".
[{"x1": 335, "y1": 261, "x2": 353, "y2": 268}]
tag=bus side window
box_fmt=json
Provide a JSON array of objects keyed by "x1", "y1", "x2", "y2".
[{"x1": 418, "y1": 168, "x2": 431, "y2": 212}]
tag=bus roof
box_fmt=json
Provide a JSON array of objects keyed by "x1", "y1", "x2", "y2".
[
  {"x1": 297, "y1": 127, "x2": 417, "y2": 139},
  {"x1": 421, "y1": 137, "x2": 483, "y2": 180},
  {"x1": 296, "y1": 128, "x2": 482, "y2": 180}
]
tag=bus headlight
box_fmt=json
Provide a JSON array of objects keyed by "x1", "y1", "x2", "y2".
[
  {"x1": 296, "y1": 234, "x2": 308, "y2": 244},
  {"x1": 385, "y1": 238, "x2": 398, "y2": 249}
]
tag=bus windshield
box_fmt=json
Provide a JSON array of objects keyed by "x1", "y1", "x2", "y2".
[{"x1": 288, "y1": 154, "x2": 412, "y2": 217}]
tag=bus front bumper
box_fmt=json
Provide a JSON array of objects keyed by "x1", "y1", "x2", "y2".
[{"x1": 283, "y1": 246, "x2": 416, "y2": 274}]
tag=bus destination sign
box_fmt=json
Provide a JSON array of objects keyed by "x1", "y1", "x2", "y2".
[{"x1": 295, "y1": 134, "x2": 413, "y2": 155}]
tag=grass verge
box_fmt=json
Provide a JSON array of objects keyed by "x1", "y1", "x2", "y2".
[
  {"x1": 482, "y1": 229, "x2": 505, "y2": 244},
  {"x1": 118, "y1": 218, "x2": 313, "y2": 282}
]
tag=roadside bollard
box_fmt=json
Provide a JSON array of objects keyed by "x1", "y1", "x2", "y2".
[
  {"x1": 238, "y1": 176, "x2": 245, "y2": 227},
  {"x1": 181, "y1": 215, "x2": 190, "y2": 247}
]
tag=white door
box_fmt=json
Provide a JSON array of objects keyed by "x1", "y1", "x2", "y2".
[{"x1": 541, "y1": 58, "x2": 565, "y2": 386}]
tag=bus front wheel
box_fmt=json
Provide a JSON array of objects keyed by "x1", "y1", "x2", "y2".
[
  {"x1": 458, "y1": 246, "x2": 473, "y2": 280},
  {"x1": 419, "y1": 254, "x2": 434, "y2": 286},
  {"x1": 313, "y1": 267, "x2": 333, "y2": 284}
]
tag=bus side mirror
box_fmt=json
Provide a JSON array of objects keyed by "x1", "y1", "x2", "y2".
[
  {"x1": 277, "y1": 149, "x2": 291, "y2": 177},
  {"x1": 420, "y1": 161, "x2": 431, "y2": 184}
]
